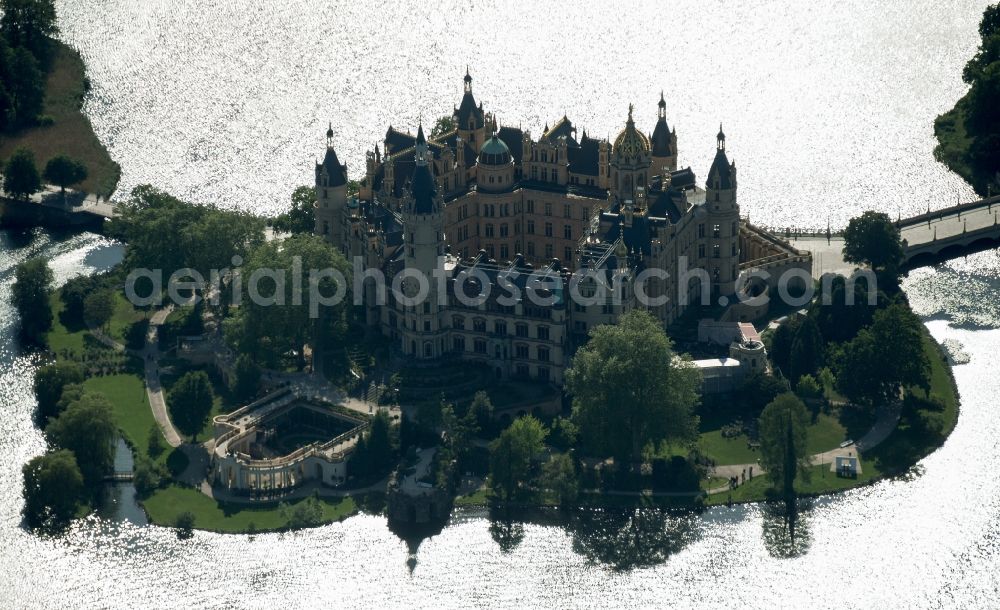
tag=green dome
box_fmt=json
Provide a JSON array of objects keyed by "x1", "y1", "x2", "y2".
[{"x1": 478, "y1": 136, "x2": 511, "y2": 165}]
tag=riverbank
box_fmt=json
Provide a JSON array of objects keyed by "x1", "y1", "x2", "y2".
[{"x1": 0, "y1": 41, "x2": 120, "y2": 198}]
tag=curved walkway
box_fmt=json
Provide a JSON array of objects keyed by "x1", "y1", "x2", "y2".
[
  {"x1": 143, "y1": 307, "x2": 182, "y2": 447},
  {"x1": 707, "y1": 403, "x2": 902, "y2": 494}
]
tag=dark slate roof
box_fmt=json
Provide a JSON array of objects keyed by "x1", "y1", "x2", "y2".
[
  {"x1": 448, "y1": 254, "x2": 567, "y2": 311},
  {"x1": 496, "y1": 126, "x2": 524, "y2": 163},
  {"x1": 542, "y1": 116, "x2": 577, "y2": 146},
  {"x1": 360, "y1": 199, "x2": 404, "y2": 246},
  {"x1": 384, "y1": 127, "x2": 417, "y2": 155},
  {"x1": 317, "y1": 147, "x2": 347, "y2": 187},
  {"x1": 598, "y1": 212, "x2": 667, "y2": 257},
  {"x1": 651, "y1": 118, "x2": 672, "y2": 157},
  {"x1": 648, "y1": 189, "x2": 683, "y2": 223},
  {"x1": 568, "y1": 134, "x2": 600, "y2": 176},
  {"x1": 456, "y1": 91, "x2": 485, "y2": 129},
  {"x1": 670, "y1": 167, "x2": 696, "y2": 190},
  {"x1": 410, "y1": 163, "x2": 437, "y2": 214},
  {"x1": 708, "y1": 148, "x2": 733, "y2": 190},
  {"x1": 464, "y1": 141, "x2": 477, "y2": 168}
]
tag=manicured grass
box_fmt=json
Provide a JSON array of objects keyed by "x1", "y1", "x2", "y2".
[
  {"x1": 83, "y1": 370, "x2": 165, "y2": 458},
  {"x1": 142, "y1": 485, "x2": 359, "y2": 533},
  {"x1": 454, "y1": 486, "x2": 490, "y2": 506},
  {"x1": 698, "y1": 430, "x2": 759, "y2": 465},
  {"x1": 108, "y1": 291, "x2": 145, "y2": 343},
  {"x1": 0, "y1": 42, "x2": 120, "y2": 197},
  {"x1": 805, "y1": 412, "x2": 848, "y2": 454},
  {"x1": 46, "y1": 292, "x2": 88, "y2": 354},
  {"x1": 705, "y1": 462, "x2": 878, "y2": 505},
  {"x1": 920, "y1": 332, "x2": 959, "y2": 431}
]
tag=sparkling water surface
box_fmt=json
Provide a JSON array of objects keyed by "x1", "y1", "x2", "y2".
[{"x1": 1, "y1": 2, "x2": 999, "y2": 607}]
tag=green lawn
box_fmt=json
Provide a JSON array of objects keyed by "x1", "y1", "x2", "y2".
[
  {"x1": 706, "y1": 462, "x2": 879, "y2": 505},
  {"x1": 46, "y1": 292, "x2": 88, "y2": 354},
  {"x1": 108, "y1": 291, "x2": 145, "y2": 343},
  {"x1": 83, "y1": 370, "x2": 166, "y2": 458},
  {"x1": 161, "y1": 363, "x2": 239, "y2": 442},
  {"x1": 805, "y1": 412, "x2": 848, "y2": 454},
  {"x1": 142, "y1": 485, "x2": 359, "y2": 533},
  {"x1": 698, "y1": 412, "x2": 847, "y2": 466},
  {"x1": 0, "y1": 42, "x2": 121, "y2": 196}
]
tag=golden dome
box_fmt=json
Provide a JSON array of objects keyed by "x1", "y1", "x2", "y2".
[{"x1": 613, "y1": 104, "x2": 650, "y2": 160}]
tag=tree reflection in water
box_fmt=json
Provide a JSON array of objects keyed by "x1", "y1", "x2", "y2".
[
  {"x1": 564, "y1": 507, "x2": 698, "y2": 571},
  {"x1": 760, "y1": 500, "x2": 813, "y2": 559},
  {"x1": 489, "y1": 518, "x2": 526, "y2": 554}
]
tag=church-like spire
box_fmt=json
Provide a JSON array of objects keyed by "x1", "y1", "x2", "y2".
[
  {"x1": 464, "y1": 66, "x2": 472, "y2": 92},
  {"x1": 326, "y1": 122, "x2": 334, "y2": 147},
  {"x1": 717, "y1": 123, "x2": 726, "y2": 150},
  {"x1": 415, "y1": 122, "x2": 428, "y2": 165}
]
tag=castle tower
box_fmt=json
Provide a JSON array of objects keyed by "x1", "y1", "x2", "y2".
[
  {"x1": 704, "y1": 125, "x2": 740, "y2": 297},
  {"x1": 454, "y1": 68, "x2": 487, "y2": 151},
  {"x1": 315, "y1": 123, "x2": 348, "y2": 252},
  {"x1": 611, "y1": 104, "x2": 652, "y2": 203},
  {"x1": 650, "y1": 92, "x2": 678, "y2": 175},
  {"x1": 399, "y1": 123, "x2": 446, "y2": 359}
]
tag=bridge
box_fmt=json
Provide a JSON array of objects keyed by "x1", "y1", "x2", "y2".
[
  {"x1": 1, "y1": 184, "x2": 116, "y2": 227},
  {"x1": 899, "y1": 194, "x2": 1000, "y2": 268},
  {"x1": 103, "y1": 471, "x2": 134, "y2": 483}
]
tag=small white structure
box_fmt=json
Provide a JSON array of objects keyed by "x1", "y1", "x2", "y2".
[
  {"x1": 834, "y1": 455, "x2": 859, "y2": 478},
  {"x1": 692, "y1": 322, "x2": 768, "y2": 393}
]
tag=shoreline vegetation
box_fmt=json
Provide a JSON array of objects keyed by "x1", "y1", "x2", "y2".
[
  {"x1": 933, "y1": 4, "x2": 1000, "y2": 197},
  {"x1": 1, "y1": 40, "x2": 120, "y2": 198}
]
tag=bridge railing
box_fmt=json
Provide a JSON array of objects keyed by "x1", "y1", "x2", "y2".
[{"x1": 898, "y1": 195, "x2": 1000, "y2": 228}]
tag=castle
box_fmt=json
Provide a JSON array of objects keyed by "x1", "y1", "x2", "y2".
[{"x1": 314, "y1": 71, "x2": 811, "y2": 385}]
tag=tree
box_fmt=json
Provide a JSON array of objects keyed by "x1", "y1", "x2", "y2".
[
  {"x1": 229, "y1": 234, "x2": 351, "y2": 370},
  {"x1": 4, "y1": 46, "x2": 44, "y2": 127},
  {"x1": 758, "y1": 393, "x2": 811, "y2": 501},
  {"x1": 489, "y1": 415, "x2": 546, "y2": 501},
  {"x1": 430, "y1": 115, "x2": 456, "y2": 138},
  {"x1": 43, "y1": 155, "x2": 88, "y2": 195},
  {"x1": 175, "y1": 511, "x2": 195, "y2": 539},
  {"x1": 3, "y1": 147, "x2": 41, "y2": 200},
  {"x1": 768, "y1": 318, "x2": 798, "y2": 377},
  {"x1": 168, "y1": 371, "x2": 214, "y2": 441},
  {"x1": 45, "y1": 392, "x2": 117, "y2": 487},
  {"x1": 83, "y1": 288, "x2": 115, "y2": 333},
  {"x1": 11, "y1": 256, "x2": 52, "y2": 345},
  {"x1": 280, "y1": 494, "x2": 325, "y2": 529},
  {"x1": 739, "y1": 372, "x2": 788, "y2": 416},
  {"x1": 0, "y1": 0, "x2": 58, "y2": 64},
  {"x1": 547, "y1": 416, "x2": 578, "y2": 452},
  {"x1": 33, "y1": 361, "x2": 84, "y2": 423},
  {"x1": 231, "y1": 354, "x2": 261, "y2": 402},
  {"x1": 835, "y1": 303, "x2": 929, "y2": 408},
  {"x1": 132, "y1": 454, "x2": 163, "y2": 496},
  {"x1": 795, "y1": 374, "x2": 822, "y2": 401},
  {"x1": 788, "y1": 316, "x2": 824, "y2": 385},
  {"x1": 21, "y1": 449, "x2": 83, "y2": 530},
  {"x1": 842, "y1": 211, "x2": 903, "y2": 275},
  {"x1": 365, "y1": 409, "x2": 394, "y2": 476},
  {"x1": 60, "y1": 274, "x2": 100, "y2": 325},
  {"x1": 566, "y1": 310, "x2": 701, "y2": 464},
  {"x1": 468, "y1": 390, "x2": 494, "y2": 433},
  {"x1": 147, "y1": 424, "x2": 165, "y2": 458},
  {"x1": 540, "y1": 452, "x2": 578, "y2": 506},
  {"x1": 273, "y1": 185, "x2": 316, "y2": 234}
]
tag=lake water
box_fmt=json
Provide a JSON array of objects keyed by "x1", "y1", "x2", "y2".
[{"x1": 2, "y1": 1, "x2": 1000, "y2": 607}]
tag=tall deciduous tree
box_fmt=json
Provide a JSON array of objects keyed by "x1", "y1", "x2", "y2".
[
  {"x1": 566, "y1": 310, "x2": 701, "y2": 464},
  {"x1": 168, "y1": 371, "x2": 214, "y2": 442},
  {"x1": 43, "y1": 155, "x2": 88, "y2": 194},
  {"x1": 21, "y1": 449, "x2": 83, "y2": 530},
  {"x1": 842, "y1": 211, "x2": 903, "y2": 275},
  {"x1": 758, "y1": 393, "x2": 811, "y2": 501},
  {"x1": 0, "y1": 0, "x2": 58, "y2": 64},
  {"x1": 231, "y1": 354, "x2": 261, "y2": 402},
  {"x1": 45, "y1": 392, "x2": 117, "y2": 487},
  {"x1": 489, "y1": 415, "x2": 546, "y2": 501},
  {"x1": 540, "y1": 451, "x2": 578, "y2": 507},
  {"x1": 3, "y1": 147, "x2": 41, "y2": 200},
  {"x1": 33, "y1": 361, "x2": 84, "y2": 423},
  {"x1": 273, "y1": 185, "x2": 316, "y2": 234},
  {"x1": 789, "y1": 316, "x2": 824, "y2": 385},
  {"x1": 83, "y1": 288, "x2": 115, "y2": 333},
  {"x1": 11, "y1": 256, "x2": 52, "y2": 345}
]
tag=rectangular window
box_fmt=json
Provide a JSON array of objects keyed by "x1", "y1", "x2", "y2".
[
  {"x1": 516, "y1": 323, "x2": 528, "y2": 337},
  {"x1": 537, "y1": 326, "x2": 550, "y2": 340},
  {"x1": 583, "y1": 207, "x2": 590, "y2": 221},
  {"x1": 485, "y1": 223, "x2": 494, "y2": 237},
  {"x1": 698, "y1": 244, "x2": 706, "y2": 258},
  {"x1": 713, "y1": 244, "x2": 720, "y2": 258},
  {"x1": 563, "y1": 225, "x2": 572, "y2": 240},
  {"x1": 527, "y1": 242, "x2": 535, "y2": 256},
  {"x1": 453, "y1": 315, "x2": 465, "y2": 330},
  {"x1": 527, "y1": 220, "x2": 535, "y2": 234},
  {"x1": 500, "y1": 244, "x2": 509, "y2": 259},
  {"x1": 516, "y1": 364, "x2": 529, "y2": 377},
  {"x1": 474, "y1": 339, "x2": 486, "y2": 354},
  {"x1": 494, "y1": 320, "x2": 507, "y2": 335},
  {"x1": 713, "y1": 224, "x2": 721, "y2": 238},
  {"x1": 545, "y1": 222, "x2": 553, "y2": 237},
  {"x1": 453, "y1": 336, "x2": 465, "y2": 352},
  {"x1": 545, "y1": 202, "x2": 552, "y2": 216},
  {"x1": 516, "y1": 344, "x2": 529, "y2": 359},
  {"x1": 698, "y1": 223, "x2": 705, "y2": 238},
  {"x1": 564, "y1": 204, "x2": 571, "y2": 218},
  {"x1": 500, "y1": 224, "x2": 509, "y2": 237},
  {"x1": 527, "y1": 200, "x2": 535, "y2": 213},
  {"x1": 545, "y1": 243, "x2": 553, "y2": 259},
  {"x1": 542, "y1": 168, "x2": 548, "y2": 182},
  {"x1": 564, "y1": 246, "x2": 573, "y2": 263},
  {"x1": 474, "y1": 319, "x2": 486, "y2": 332},
  {"x1": 538, "y1": 367, "x2": 550, "y2": 382},
  {"x1": 423, "y1": 320, "x2": 431, "y2": 332}
]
